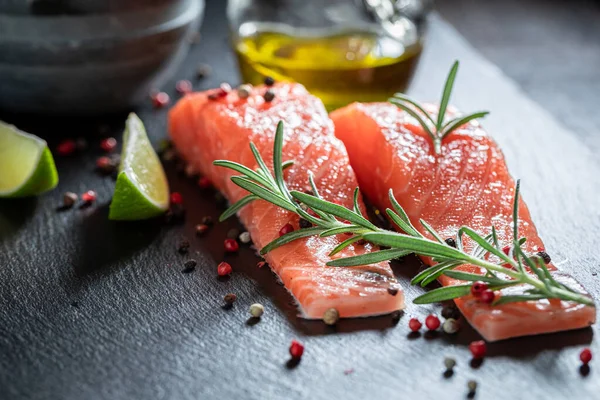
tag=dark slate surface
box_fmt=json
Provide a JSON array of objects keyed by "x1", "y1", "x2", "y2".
[{"x1": 1, "y1": 1, "x2": 599, "y2": 399}]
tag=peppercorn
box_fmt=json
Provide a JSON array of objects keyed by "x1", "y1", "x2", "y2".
[
  {"x1": 96, "y1": 156, "x2": 114, "y2": 173},
  {"x1": 217, "y1": 261, "x2": 232, "y2": 276},
  {"x1": 178, "y1": 240, "x2": 190, "y2": 254},
  {"x1": 239, "y1": 231, "x2": 251, "y2": 244},
  {"x1": 220, "y1": 82, "x2": 232, "y2": 93},
  {"x1": 250, "y1": 303, "x2": 264, "y2": 318},
  {"x1": 580, "y1": 348, "x2": 592, "y2": 364},
  {"x1": 444, "y1": 357, "x2": 456, "y2": 370},
  {"x1": 237, "y1": 84, "x2": 252, "y2": 99},
  {"x1": 194, "y1": 224, "x2": 208, "y2": 235},
  {"x1": 537, "y1": 250, "x2": 551, "y2": 264},
  {"x1": 480, "y1": 289, "x2": 495, "y2": 304},
  {"x1": 176, "y1": 80, "x2": 193, "y2": 94},
  {"x1": 289, "y1": 340, "x2": 304, "y2": 359},
  {"x1": 279, "y1": 223, "x2": 294, "y2": 237},
  {"x1": 467, "y1": 380, "x2": 478, "y2": 392},
  {"x1": 196, "y1": 63, "x2": 211, "y2": 79},
  {"x1": 81, "y1": 190, "x2": 97, "y2": 204},
  {"x1": 441, "y1": 305, "x2": 460, "y2": 320},
  {"x1": 470, "y1": 281, "x2": 488, "y2": 297},
  {"x1": 469, "y1": 340, "x2": 487, "y2": 359},
  {"x1": 198, "y1": 177, "x2": 212, "y2": 189},
  {"x1": 57, "y1": 139, "x2": 77, "y2": 156},
  {"x1": 263, "y1": 89, "x2": 275, "y2": 102},
  {"x1": 299, "y1": 218, "x2": 312, "y2": 229},
  {"x1": 264, "y1": 76, "x2": 275, "y2": 86},
  {"x1": 62, "y1": 192, "x2": 78, "y2": 208},
  {"x1": 100, "y1": 137, "x2": 117, "y2": 152},
  {"x1": 323, "y1": 308, "x2": 339, "y2": 325},
  {"x1": 182, "y1": 259, "x2": 197, "y2": 273},
  {"x1": 152, "y1": 92, "x2": 170, "y2": 108},
  {"x1": 425, "y1": 315, "x2": 441, "y2": 330},
  {"x1": 442, "y1": 318, "x2": 459, "y2": 334},
  {"x1": 445, "y1": 237, "x2": 456, "y2": 248},
  {"x1": 387, "y1": 287, "x2": 399, "y2": 296},
  {"x1": 224, "y1": 293, "x2": 237, "y2": 305},
  {"x1": 502, "y1": 245, "x2": 510, "y2": 255},
  {"x1": 408, "y1": 318, "x2": 422, "y2": 332},
  {"x1": 170, "y1": 192, "x2": 183, "y2": 205}
]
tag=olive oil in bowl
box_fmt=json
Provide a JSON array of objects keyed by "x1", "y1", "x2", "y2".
[{"x1": 234, "y1": 27, "x2": 422, "y2": 110}]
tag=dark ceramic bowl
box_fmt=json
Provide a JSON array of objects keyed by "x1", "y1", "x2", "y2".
[{"x1": 0, "y1": 0, "x2": 204, "y2": 114}]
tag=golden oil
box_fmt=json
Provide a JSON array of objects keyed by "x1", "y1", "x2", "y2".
[{"x1": 233, "y1": 29, "x2": 422, "y2": 110}]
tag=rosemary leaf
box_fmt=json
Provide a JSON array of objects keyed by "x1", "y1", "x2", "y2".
[
  {"x1": 260, "y1": 227, "x2": 325, "y2": 254},
  {"x1": 361, "y1": 232, "x2": 466, "y2": 260},
  {"x1": 413, "y1": 284, "x2": 472, "y2": 304},
  {"x1": 291, "y1": 191, "x2": 377, "y2": 230},
  {"x1": 420, "y1": 219, "x2": 445, "y2": 243},
  {"x1": 460, "y1": 226, "x2": 511, "y2": 263},
  {"x1": 440, "y1": 111, "x2": 489, "y2": 139},
  {"x1": 320, "y1": 226, "x2": 365, "y2": 237},
  {"x1": 390, "y1": 93, "x2": 436, "y2": 125},
  {"x1": 353, "y1": 188, "x2": 363, "y2": 217},
  {"x1": 420, "y1": 261, "x2": 463, "y2": 286},
  {"x1": 443, "y1": 270, "x2": 507, "y2": 285},
  {"x1": 230, "y1": 176, "x2": 296, "y2": 213},
  {"x1": 249, "y1": 142, "x2": 274, "y2": 184},
  {"x1": 219, "y1": 194, "x2": 259, "y2": 222},
  {"x1": 282, "y1": 160, "x2": 294, "y2": 170},
  {"x1": 273, "y1": 121, "x2": 295, "y2": 205},
  {"x1": 492, "y1": 294, "x2": 547, "y2": 306},
  {"x1": 329, "y1": 236, "x2": 363, "y2": 257},
  {"x1": 436, "y1": 61, "x2": 459, "y2": 132},
  {"x1": 213, "y1": 160, "x2": 272, "y2": 188},
  {"x1": 327, "y1": 248, "x2": 412, "y2": 267},
  {"x1": 389, "y1": 98, "x2": 437, "y2": 144}
]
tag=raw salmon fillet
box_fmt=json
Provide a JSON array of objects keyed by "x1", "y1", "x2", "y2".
[
  {"x1": 169, "y1": 84, "x2": 404, "y2": 319},
  {"x1": 331, "y1": 102, "x2": 595, "y2": 341}
]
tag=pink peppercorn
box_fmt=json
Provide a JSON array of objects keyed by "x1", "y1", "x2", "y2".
[
  {"x1": 289, "y1": 340, "x2": 304, "y2": 359},
  {"x1": 176, "y1": 80, "x2": 193, "y2": 94},
  {"x1": 170, "y1": 192, "x2": 183, "y2": 205},
  {"x1": 469, "y1": 340, "x2": 487, "y2": 359},
  {"x1": 425, "y1": 315, "x2": 441, "y2": 330},
  {"x1": 408, "y1": 318, "x2": 422, "y2": 332},
  {"x1": 57, "y1": 139, "x2": 76, "y2": 156},
  {"x1": 580, "y1": 348, "x2": 592, "y2": 365},
  {"x1": 217, "y1": 261, "x2": 232, "y2": 276},
  {"x1": 81, "y1": 190, "x2": 97, "y2": 203},
  {"x1": 224, "y1": 238, "x2": 239, "y2": 253},
  {"x1": 152, "y1": 92, "x2": 170, "y2": 108},
  {"x1": 100, "y1": 137, "x2": 117, "y2": 152}
]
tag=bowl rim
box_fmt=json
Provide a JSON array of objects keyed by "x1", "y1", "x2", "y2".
[{"x1": 0, "y1": 0, "x2": 204, "y2": 43}]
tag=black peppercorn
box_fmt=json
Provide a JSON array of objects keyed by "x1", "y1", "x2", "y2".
[
  {"x1": 445, "y1": 238, "x2": 456, "y2": 248},
  {"x1": 537, "y1": 251, "x2": 551, "y2": 264},
  {"x1": 264, "y1": 76, "x2": 275, "y2": 86}
]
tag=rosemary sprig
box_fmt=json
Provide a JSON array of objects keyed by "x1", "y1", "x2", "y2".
[
  {"x1": 389, "y1": 61, "x2": 490, "y2": 154},
  {"x1": 213, "y1": 121, "x2": 595, "y2": 308}
]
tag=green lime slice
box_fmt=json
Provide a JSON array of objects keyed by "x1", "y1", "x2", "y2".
[
  {"x1": 0, "y1": 121, "x2": 59, "y2": 198},
  {"x1": 109, "y1": 113, "x2": 169, "y2": 220}
]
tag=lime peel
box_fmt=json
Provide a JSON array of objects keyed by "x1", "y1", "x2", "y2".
[
  {"x1": 108, "y1": 113, "x2": 169, "y2": 221},
  {"x1": 0, "y1": 121, "x2": 58, "y2": 198}
]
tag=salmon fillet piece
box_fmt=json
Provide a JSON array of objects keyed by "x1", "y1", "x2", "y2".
[
  {"x1": 168, "y1": 84, "x2": 404, "y2": 319},
  {"x1": 331, "y1": 102, "x2": 595, "y2": 340}
]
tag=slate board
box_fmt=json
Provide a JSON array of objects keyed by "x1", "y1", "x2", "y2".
[{"x1": 1, "y1": 2, "x2": 599, "y2": 399}]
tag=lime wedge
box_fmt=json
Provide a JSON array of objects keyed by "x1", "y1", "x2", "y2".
[
  {"x1": 109, "y1": 113, "x2": 169, "y2": 220},
  {"x1": 0, "y1": 121, "x2": 59, "y2": 198}
]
